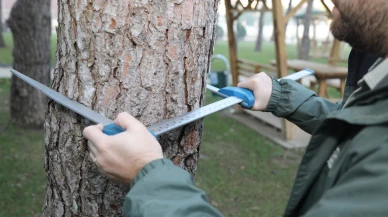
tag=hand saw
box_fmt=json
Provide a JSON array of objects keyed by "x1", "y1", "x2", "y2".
[{"x1": 10, "y1": 69, "x2": 313, "y2": 137}]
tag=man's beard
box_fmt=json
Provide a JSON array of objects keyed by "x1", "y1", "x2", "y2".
[{"x1": 330, "y1": 0, "x2": 388, "y2": 56}]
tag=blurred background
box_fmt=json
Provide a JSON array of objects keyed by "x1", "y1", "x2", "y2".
[{"x1": 0, "y1": 0, "x2": 349, "y2": 216}]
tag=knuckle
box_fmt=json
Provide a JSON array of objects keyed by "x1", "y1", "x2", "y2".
[
  {"x1": 82, "y1": 126, "x2": 92, "y2": 136},
  {"x1": 117, "y1": 112, "x2": 125, "y2": 119},
  {"x1": 132, "y1": 123, "x2": 145, "y2": 133},
  {"x1": 252, "y1": 76, "x2": 262, "y2": 83},
  {"x1": 120, "y1": 111, "x2": 131, "y2": 118}
]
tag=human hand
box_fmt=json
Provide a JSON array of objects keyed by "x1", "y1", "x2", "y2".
[
  {"x1": 237, "y1": 72, "x2": 273, "y2": 111},
  {"x1": 83, "y1": 112, "x2": 163, "y2": 185}
]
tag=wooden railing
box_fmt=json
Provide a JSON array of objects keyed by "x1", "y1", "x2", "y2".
[{"x1": 237, "y1": 59, "x2": 278, "y2": 78}]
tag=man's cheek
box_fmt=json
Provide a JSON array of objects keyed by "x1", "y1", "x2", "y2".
[{"x1": 332, "y1": 7, "x2": 340, "y2": 18}]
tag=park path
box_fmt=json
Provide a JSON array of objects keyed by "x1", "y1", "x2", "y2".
[
  {"x1": 0, "y1": 67, "x2": 55, "y2": 79},
  {"x1": 0, "y1": 67, "x2": 11, "y2": 78}
]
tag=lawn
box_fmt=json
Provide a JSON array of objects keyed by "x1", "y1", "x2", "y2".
[
  {"x1": 0, "y1": 79, "x2": 46, "y2": 217},
  {"x1": 0, "y1": 32, "x2": 57, "y2": 66},
  {"x1": 196, "y1": 103, "x2": 304, "y2": 217},
  {"x1": 0, "y1": 32, "x2": 310, "y2": 216},
  {"x1": 0, "y1": 31, "x2": 349, "y2": 70},
  {"x1": 0, "y1": 78, "x2": 304, "y2": 217}
]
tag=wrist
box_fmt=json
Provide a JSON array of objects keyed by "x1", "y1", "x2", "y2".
[
  {"x1": 128, "y1": 155, "x2": 164, "y2": 184},
  {"x1": 264, "y1": 76, "x2": 281, "y2": 112},
  {"x1": 130, "y1": 158, "x2": 171, "y2": 187}
]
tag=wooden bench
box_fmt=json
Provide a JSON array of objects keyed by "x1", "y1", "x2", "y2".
[
  {"x1": 271, "y1": 59, "x2": 348, "y2": 97},
  {"x1": 237, "y1": 59, "x2": 278, "y2": 78}
]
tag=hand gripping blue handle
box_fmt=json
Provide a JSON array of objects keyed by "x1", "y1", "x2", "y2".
[
  {"x1": 103, "y1": 123, "x2": 156, "y2": 138},
  {"x1": 218, "y1": 87, "x2": 255, "y2": 109}
]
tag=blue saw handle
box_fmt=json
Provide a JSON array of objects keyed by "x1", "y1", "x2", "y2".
[
  {"x1": 218, "y1": 87, "x2": 255, "y2": 109},
  {"x1": 103, "y1": 123, "x2": 156, "y2": 138}
]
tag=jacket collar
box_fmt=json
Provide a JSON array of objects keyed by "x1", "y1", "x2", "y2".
[{"x1": 343, "y1": 57, "x2": 388, "y2": 108}]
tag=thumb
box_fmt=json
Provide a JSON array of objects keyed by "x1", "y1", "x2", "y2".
[{"x1": 114, "y1": 112, "x2": 144, "y2": 132}]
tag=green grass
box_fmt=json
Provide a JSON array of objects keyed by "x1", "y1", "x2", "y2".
[
  {"x1": 211, "y1": 41, "x2": 297, "y2": 71},
  {"x1": 0, "y1": 31, "x2": 347, "y2": 216},
  {"x1": 0, "y1": 79, "x2": 46, "y2": 217},
  {"x1": 0, "y1": 79, "x2": 304, "y2": 217},
  {"x1": 0, "y1": 32, "x2": 344, "y2": 216},
  {"x1": 0, "y1": 32, "x2": 349, "y2": 70},
  {"x1": 211, "y1": 40, "x2": 350, "y2": 71},
  {"x1": 0, "y1": 32, "x2": 57, "y2": 66},
  {"x1": 3, "y1": 32, "x2": 348, "y2": 216},
  {"x1": 211, "y1": 40, "x2": 345, "y2": 99},
  {"x1": 196, "y1": 95, "x2": 304, "y2": 217},
  {"x1": 0, "y1": 32, "x2": 343, "y2": 99}
]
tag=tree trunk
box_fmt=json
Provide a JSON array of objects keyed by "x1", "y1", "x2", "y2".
[
  {"x1": 298, "y1": 0, "x2": 313, "y2": 60},
  {"x1": 0, "y1": 0, "x2": 6, "y2": 48},
  {"x1": 284, "y1": 0, "x2": 293, "y2": 34},
  {"x1": 42, "y1": 1, "x2": 219, "y2": 216},
  {"x1": 8, "y1": 0, "x2": 51, "y2": 127},
  {"x1": 254, "y1": 12, "x2": 265, "y2": 52}
]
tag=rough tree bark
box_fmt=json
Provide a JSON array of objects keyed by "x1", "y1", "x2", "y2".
[
  {"x1": 8, "y1": 0, "x2": 51, "y2": 127},
  {"x1": 298, "y1": 0, "x2": 313, "y2": 60},
  {"x1": 0, "y1": 0, "x2": 6, "y2": 48},
  {"x1": 43, "y1": 1, "x2": 219, "y2": 216}
]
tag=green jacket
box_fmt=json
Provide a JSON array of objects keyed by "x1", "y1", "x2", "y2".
[{"x1": 123, "y1": 67, "x2": 388, "y2": 217}]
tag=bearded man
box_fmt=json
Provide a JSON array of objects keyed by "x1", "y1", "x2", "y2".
[{"x1": 83, "y1": 0, "x2": 388, "y2": 216}]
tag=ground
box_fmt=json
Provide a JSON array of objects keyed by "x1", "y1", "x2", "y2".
[
  {"x1": 0, "y1": 79, "x2": 46, "y2": 217},
  {"x1": 0, "y1": 77, "x2": 304, "y2": 217},
  {"x1": 0, "y1": 32, "x2": 312, "y2": 217}
]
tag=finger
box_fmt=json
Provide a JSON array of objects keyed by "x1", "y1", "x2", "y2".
[
  {"x1": 237, "y1": 78, "x2": 256, "y2": 90},
  {"x1": 89, "y1": 151, "x2": 96, "y2": 163},
  {"x1": 87, "y1": 141, "x2": 99, "y2": 156},
  {"x1": 113, "y1": 112, "x2": 143, "y2": 131},
  {"x1": 83, "y1": 125, "x2": 108, "y2": 150},
  {"x1": 95, "y1": 124, "x2": 104, "y2": 131}
]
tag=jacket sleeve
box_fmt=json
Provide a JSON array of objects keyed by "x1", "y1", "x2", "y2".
[
  {"x1": 265, "y1": 78, "x2": 342, "y2": 134},
  {"x1": 123, "y1": 158, "x2": 224, "y2": 217},
  {"x1": 302, "y1": 127, "x2": 388, "y2": 217}
]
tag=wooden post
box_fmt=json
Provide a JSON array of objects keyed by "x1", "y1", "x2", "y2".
[
  {"x1": 272, "y1": 0, "x2": 288, "y2": 78},
  {"x1": 328, "y1": 39, "x2": 341, "y2": 65},
  {"x1": 225, "y1": 0, "x2": 243, "y2": 112},
  {"x1": 272, "y1": 0, "x2": 295, "y2": 140},
  {"x1": 225, "y1": 1, "x2": 239, "y2": 87},
  {"x1": 321, "y1": 0, "x2": 340, "y2": 66},
  {"x1": 296, "y1": 19, "x2": 300, "y2": 54},
  {"x1": 312, "y1": 18, "x2": 317, "y2": 58}
]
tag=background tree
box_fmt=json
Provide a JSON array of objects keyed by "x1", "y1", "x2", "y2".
[
  {"x1": 43, "y1": 1, "x2": 219, "y2": 216},
  {"x1": 8, "y1": 0, "x2": 51, "y2": 127},
  {"x1": 216, "y1": 25, "x2": 224, "y2": 41},
  {"x1": 237, "y1": 20, "x2": 247, "y2": 41},
  {"x1": 298, "y1": 0, "x2": 313, "y2": 60},
  {"x1": 255, "y1": 11, "x2": 265, "y2": 51},
  {"x1": 0, "y1": 0, "x2": 6, "y2": 48},
  {"x1": 284, "y1": 0, "x2": 293, "y2": 34}
]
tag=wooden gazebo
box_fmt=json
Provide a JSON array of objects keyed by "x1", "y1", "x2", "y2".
[{"x1": 224, "y1": 0, "x2": 343, "y2": 142}]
